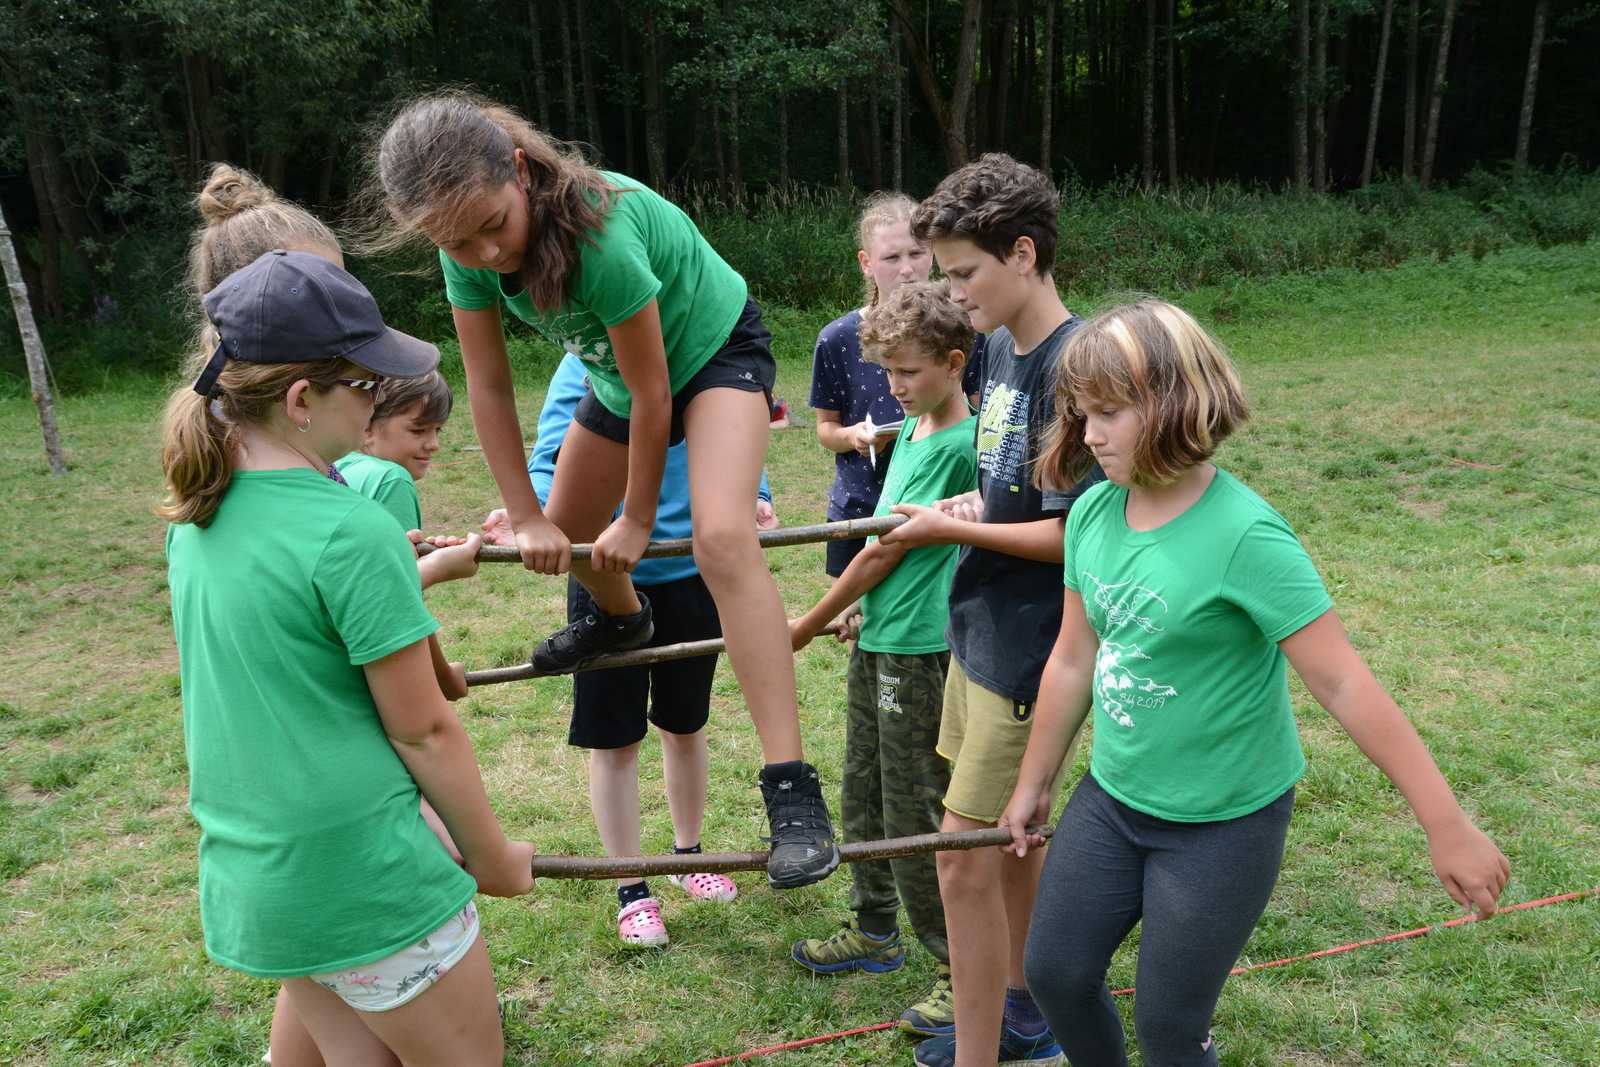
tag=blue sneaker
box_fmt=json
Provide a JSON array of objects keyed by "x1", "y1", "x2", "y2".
[{"x1": 912, "y1": 1025, "x2": 1064, "y2": 1067}]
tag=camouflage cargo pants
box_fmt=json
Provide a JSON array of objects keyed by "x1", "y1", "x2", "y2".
[{"x1": 843, "y1": 647, "x2": 951, "y2": 964}]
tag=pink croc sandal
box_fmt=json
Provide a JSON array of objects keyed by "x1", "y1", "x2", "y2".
[
  {"x1": 668, "y1": 871, "x2": 738, "y2": 903},
  {"x1": 617, "y1": 897, "x2": 669, "y2": 948}
]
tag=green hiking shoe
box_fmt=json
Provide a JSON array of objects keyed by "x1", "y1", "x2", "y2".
[
  {"x1": 898, "y1": 964, "x2": 955, "y2": 1035},
  {"x1": 791, "y1": 919, "x2": 904, "y2": 974}
]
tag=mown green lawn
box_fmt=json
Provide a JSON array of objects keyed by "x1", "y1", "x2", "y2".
[{"x1": 2, "y1": 242, "x2": 1597, "y2": 1066}]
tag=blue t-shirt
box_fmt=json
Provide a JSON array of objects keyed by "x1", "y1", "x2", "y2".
[
  {"x1": 808, "y1": 308, "x2": 986, "y2": 522},
  {"x1": 528, "y1": 355, "x2": 769, "y2": 585}
]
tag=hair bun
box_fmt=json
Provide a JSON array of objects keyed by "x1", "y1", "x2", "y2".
[{"x1": 196, "y1": 164, "x2": 274, "y2": 223}]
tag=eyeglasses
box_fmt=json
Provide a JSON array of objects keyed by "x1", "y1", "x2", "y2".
[{"x1": 336, "y1": 376, "x2": 385, "y2": 391}]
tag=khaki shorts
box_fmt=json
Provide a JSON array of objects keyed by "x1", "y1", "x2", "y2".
[{"x1": 939, "y1": 658, "x2": 1077, "y2": 824}]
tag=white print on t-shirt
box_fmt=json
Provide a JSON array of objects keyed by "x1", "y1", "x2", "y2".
[
  {"x1": 1095, "y1": 641, "x2": 1178, "y2": 728},
  {"x1": 1082, "y1": 572, "x2": 1167, "y2": 634},
  {"x1": 560, "y1": 335, "x2": 612, "y2": 365},
  {"x1": 976, "y1": 383, "x2": 1029, "y2": 485},
  {"x1": 1082, "y1": 572, "x2": 1175, "y2": 727}
]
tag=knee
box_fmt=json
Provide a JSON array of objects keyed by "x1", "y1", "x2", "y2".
[
  {"x1": 1023, "y1": 936, "x2": 1103, "y2": 1012},
  {"x1": 591, "y1": 744, "x2": 642, "y2": 773},
  {"x1": 691, "y1": 520, "x2": 758, "y2": 578},
  {"x1": 935, "y1": 847, "x2": 989, "y2": 902}
]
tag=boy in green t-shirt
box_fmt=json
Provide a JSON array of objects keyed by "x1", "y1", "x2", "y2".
[
  {"x1": 787, "y1": 281, "x2": 977, "y2": 1038},
  {"x1": 337, "y1": 370, "x2": 480, "y2": 699}
]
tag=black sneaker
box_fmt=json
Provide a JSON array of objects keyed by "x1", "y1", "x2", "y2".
[
  {"x1": 530, "y1": 593, "x2": 653, "y2": 674},
  {"x1": 759, "y1": 762, "x2": 841, "y2": 889}
]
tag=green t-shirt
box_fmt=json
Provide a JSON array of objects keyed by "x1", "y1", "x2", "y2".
[
  {"x1": 334, "y1": 451, "x2": 420, "y2": 531},
  {"x1": 1064, "y1": 468, "x2": 1332, "y2": 822},
  {"x1": 166, "y1": 470, "x2": 474, "y2": 978},
  {"x1": 859, "y1": 414, "x2": 978, "y2": 655},
  {"x1": 440, "y1": 171, "x2": 747, "y2": 419}
]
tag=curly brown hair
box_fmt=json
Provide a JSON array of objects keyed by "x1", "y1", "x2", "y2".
[
  {"x1": 857, "y1": 279, "x2": 974, "y2": 367},
  {"x1": 911, "y1": 153, "x2": 1059, "y2": 275}
]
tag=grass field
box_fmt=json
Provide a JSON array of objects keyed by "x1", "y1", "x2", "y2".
[{"x1": 2, "y1": 242, "x2": 1598, "y2": 1066}]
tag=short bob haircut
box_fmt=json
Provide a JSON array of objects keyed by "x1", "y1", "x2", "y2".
[
  {"x1": 370, "y1": 369, "x2": 454, "y2": 429},
  {"x1": 1037, "y1": 300, "x2": 1249, "y2": 490},
  {"x1": 857, "y1": 279, "x2": 975, "y2": 368}
]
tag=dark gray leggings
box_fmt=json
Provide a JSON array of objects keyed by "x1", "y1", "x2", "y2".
[{"x1": 1024, "y1": 773, "x2": 1294, "y2": 1066}]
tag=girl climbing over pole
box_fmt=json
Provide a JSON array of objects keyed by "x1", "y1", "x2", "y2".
[{"x1": 366, "y1": 90, "x2": 839, "y2": 889}]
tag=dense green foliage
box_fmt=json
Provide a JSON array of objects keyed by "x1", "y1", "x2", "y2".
[{"x1": 3, "y1": 164, "x2": 1597, "y2": 396}]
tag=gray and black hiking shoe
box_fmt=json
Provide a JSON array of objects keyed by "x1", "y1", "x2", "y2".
[
  {"x1": 530, "y1": 593, "x2": 653, "y2": 674},
  {"x1": 759, "y1": 762, "x2": 841, "y2": 890}
]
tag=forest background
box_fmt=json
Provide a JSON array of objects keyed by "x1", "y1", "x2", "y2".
[{"x1": 3, "y1": 0, "x2": 1600, "y2": 396}]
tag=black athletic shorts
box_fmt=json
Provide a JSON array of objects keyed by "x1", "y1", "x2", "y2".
[
  {"x1": 565, "y1": 572, "x2": 723, "y2": 749},
  {"x1": 572, "y1": 298, "x2": 776, "y2": 447}
]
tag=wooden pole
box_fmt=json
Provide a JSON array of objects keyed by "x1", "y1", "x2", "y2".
[
  {"x1": 528, "y1": 824, "x2": 1054, "y2": 880},
  {"x1": 423, "y1": 513, "x2": 908, "y2": 564},
  {"x1": 466, "y1": 637, "x2": 725, "y2": 687},
  {"x1": 0, "y1": 200, "x2": 67, "y2": 475}
]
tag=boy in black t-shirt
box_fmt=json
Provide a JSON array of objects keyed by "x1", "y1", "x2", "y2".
[{"x1": 882, "y1": 154, "x2": 1102, "y2": 1067}]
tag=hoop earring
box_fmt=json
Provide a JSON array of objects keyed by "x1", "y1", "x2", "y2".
[{"x1": 297, "y1": 417, "x2": 311, "y2": 433}]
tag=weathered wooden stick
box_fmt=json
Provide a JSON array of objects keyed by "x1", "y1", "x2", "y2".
[
  {"x1": 419, "y1": 513, "x2": 907, "y2": 564},
  {"x1": 466, "y1": 638, "x2": 726, "y2": 687},
  {"x1": 528, "y1": 824, "x2": 1054, "y2": 880}
]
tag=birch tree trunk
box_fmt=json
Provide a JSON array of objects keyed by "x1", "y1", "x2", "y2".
[
  {"x1": 1142, "y1": 0, "x2": 1156, "y2": 189},
  {"x1": 0, "y1": 200, "x2": 67, "y2": 475},
  {"x1": 1164, "y1": 0, "x2": 1178, "y2": 189},
  {"x1": 1312, "y1": 0, "x2": 1328, "y2": 193},
  {"x1": 1419, "y1": 0, "x2": 1457, "y2": 192},
  {"x1": 1515, "y1": 0, "x2": 1550, "y2": 170},
  {"x1": 1361, "y1": 0, "x2": 1395, "y2": 187},
  {"x1": 1293, "y1": 0, "x2": 1310, "y2": 188},
  {"x1": 1402, "y1": 0, "x2": 1419, "y2": 178},
  {"x1": 1040, "y1": 0, "x2": 1056, "y2": 178}
]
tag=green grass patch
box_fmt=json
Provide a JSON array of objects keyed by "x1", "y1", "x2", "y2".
[{"x1": 2, "y1": 242, "x2": 1598, "y2": 1064}]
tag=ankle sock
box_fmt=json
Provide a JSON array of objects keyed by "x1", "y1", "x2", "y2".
[
  {"x1": 673, "y1": 843, "x2": 702, "y2": 855},
  {"x1": 857, "y1": 915, "x2": 899, "y2": 938},
  {"x1": 617, "y1": 881, "x2": 652, "y2": 907},
  {"x1": 1005, "y1": 986, "x2": 1046, "y2": 1036}
]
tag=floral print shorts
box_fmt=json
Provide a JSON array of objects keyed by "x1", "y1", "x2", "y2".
[{"x1": 307, "y1": 901, "x2": 478, "y2": 1012}]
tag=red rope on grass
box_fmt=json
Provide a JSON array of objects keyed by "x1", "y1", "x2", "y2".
[
  {"x1": 678, "y1": 1022, "x2": 898, "y2": 1067},
  {"x1": 681, "y1": 888, "x2": 1599, "y2": 1067}
]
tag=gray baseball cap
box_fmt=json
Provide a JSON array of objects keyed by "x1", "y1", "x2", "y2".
[{"x1": 193, "y1": 249, "x2": 439, "y2": 396}]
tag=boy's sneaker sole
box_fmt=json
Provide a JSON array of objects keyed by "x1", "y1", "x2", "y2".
[{"x1": 531, "y1": 594, "x2": 653, "y2": 674}]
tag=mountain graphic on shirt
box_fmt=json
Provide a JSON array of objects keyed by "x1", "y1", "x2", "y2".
[{"x1": 1095, "y1": 641, "x2": 1177, "y2": 728}]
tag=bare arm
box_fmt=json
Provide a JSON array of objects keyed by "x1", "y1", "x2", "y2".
[
  {"x1": 590, "y1": 299, "x2": 670, "y2": 573},
  {"x1": 881, "y1": 501, "x2": 1066, "y2": 563},
  {"x1": 452, "y1": 304, "x2": 569, "y2": 574},
  {"x1": 365, "y1": 638, "x2": 536, "y2": 897},
  {"x1": 789, "y1": 536, "x2": 911, "y2": 649},
  {"x1": 1000, "y1": 587, "x2": 1097, "y2": 853},
  {"x1": 1282, "y1": 609, "x2": 1509, "y2": 917}
]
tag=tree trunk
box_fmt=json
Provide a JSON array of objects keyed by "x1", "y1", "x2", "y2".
[
  {"x1": 1419, "y1": 0, "x2": 1457, "y2": 192},
  {"x1": 887, "y1": 0, "x2": 982, "y2": 169},
  {"x1": 1402, "y1": 0, "x2": 1419, "y2": 178},
  {"x1": 1142, "y1": 0, "x2": 1156, "y2": 189},
  {"x1": 1041, "y1": 0, "x2": 1056, "y2": 177},
  {"x1": 1164, "y1": 0, "x2": 1177, "y2": 189},
  {"x1": 576, "y1": 0, "x2": 601, "y2": 151},
  {"x1": 892, "y1": 33, "x2": 905, "y2": 189},
  {"x1": 778, "y1": 96, "x2": 790, "y2": 188},
  {"x1": 994, "y1": 0, "x2": 1018, "y2": 150},
  {"x1": 528, "y1": 0, "x2": 552, "y2": 130},
  {"x1": 836, "y1": 79, "x2": 850, "y2": 191},
  {"x1": 1292, "y1": 0, "x2": 1310, "y2": 187},
  {"x1": 1361, "y1": 0, "x2": 1395, "y2": 187},
  {"x1": 866, "y1": 67, "x2": 883, "y2": 191},
  {"x1": 557, "y1": 0, "x2": 579, "y2": 139},
  {"x1": 641, "y1": 8, "x2": 667, "y2": 188},
  {"x1": 0, "y1": 199, "x2": 67, "y2": 474},
  {"x1": 619, "y1": 2, "x2": 636, "y2": 173},
  {"x1": 1515, "y1": 0, "x2": 1550, "y2": 170},
  {"x1": 1311, "y1": 0, "x2": 1328, "y2": 193}
]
